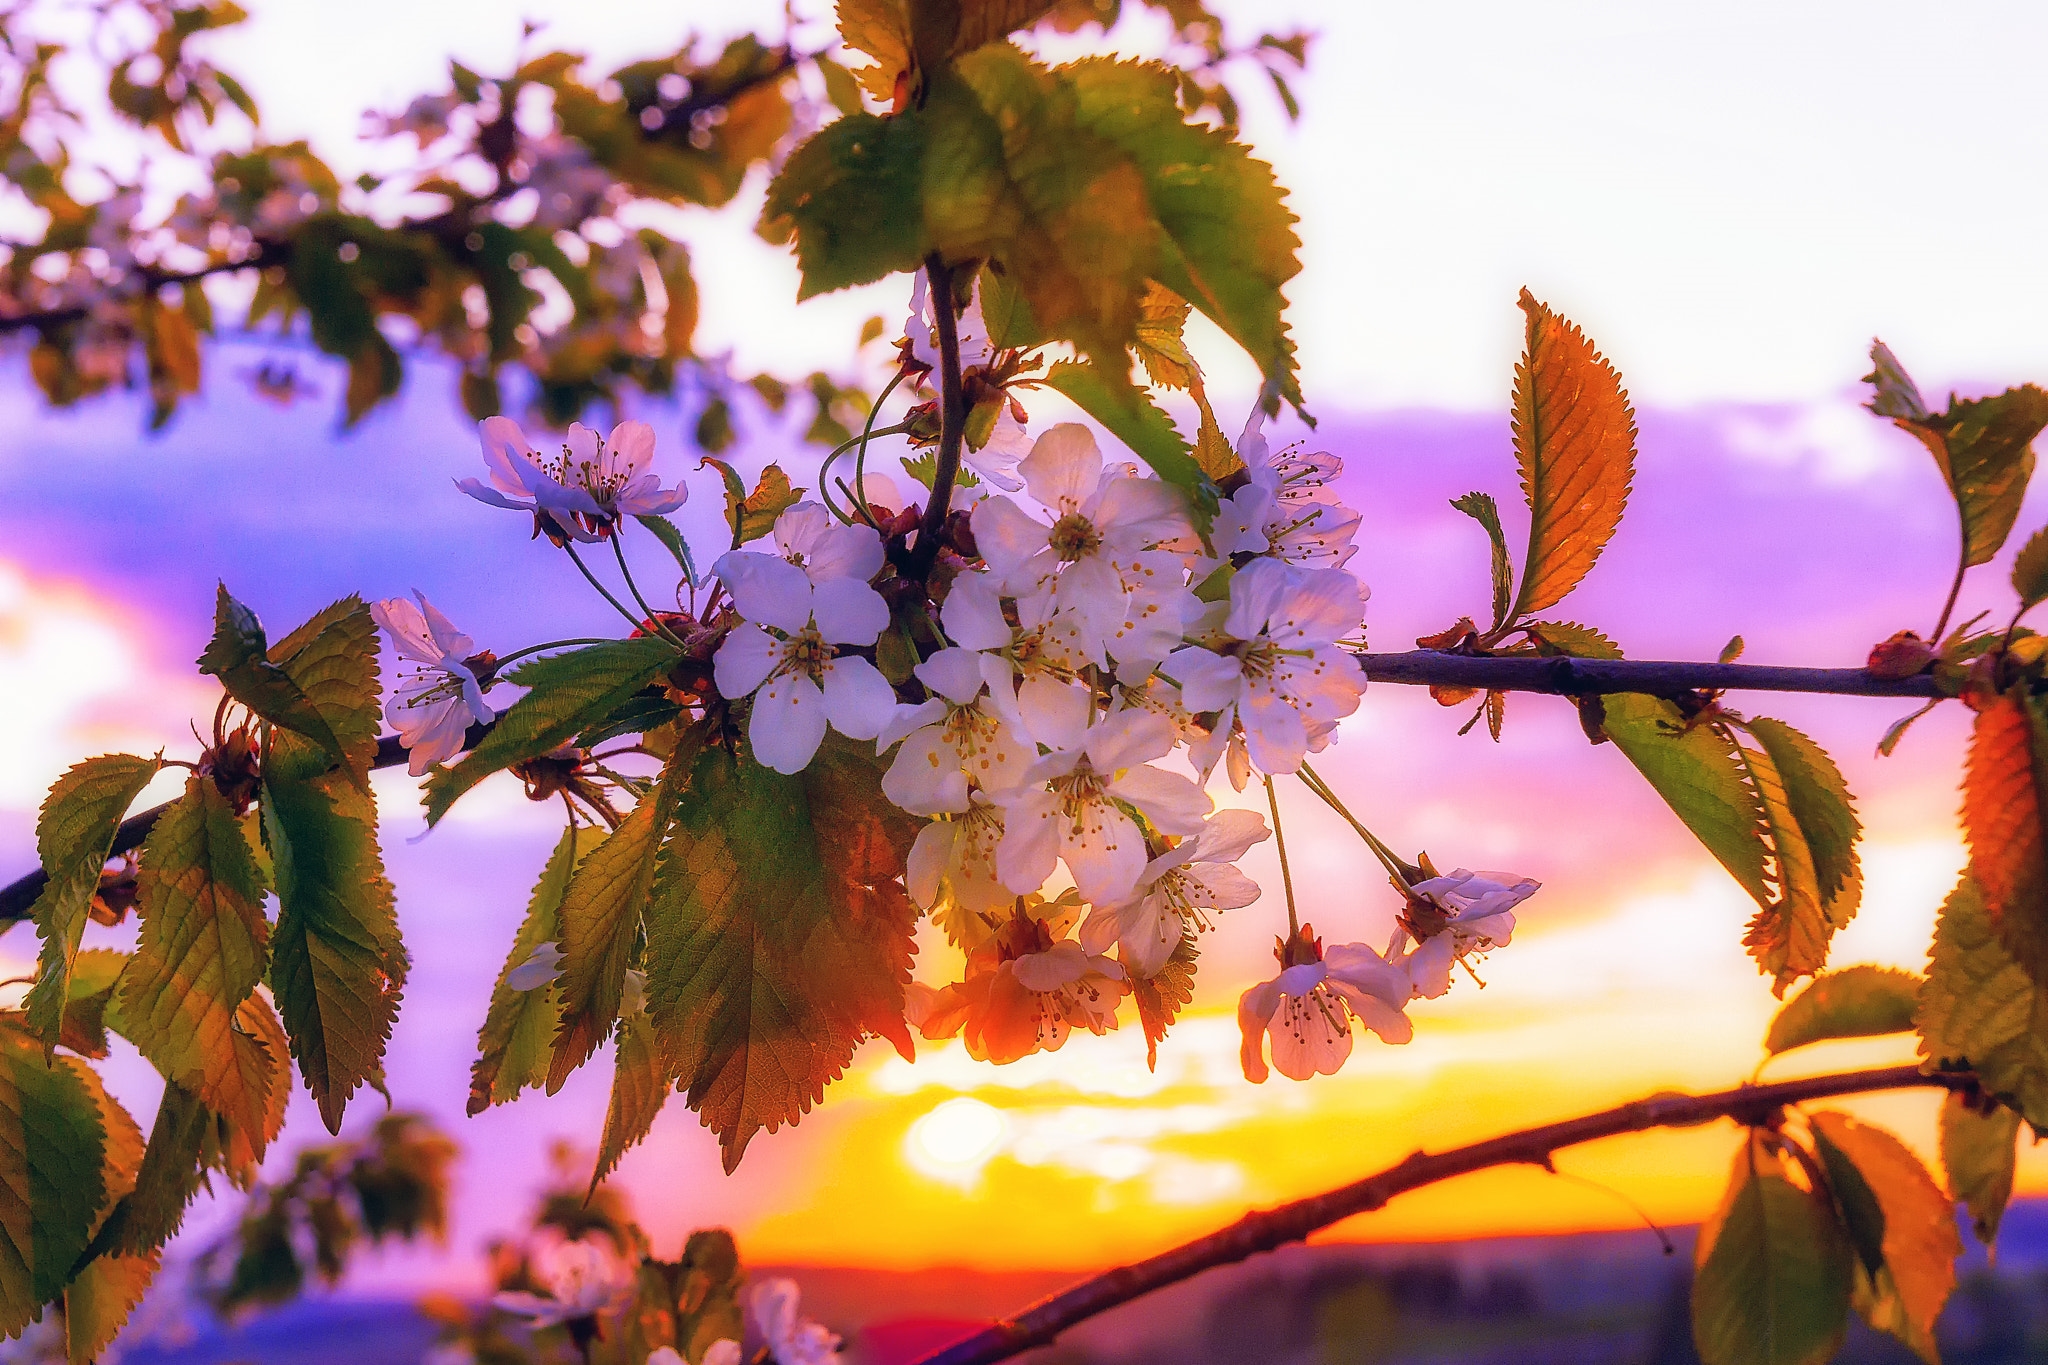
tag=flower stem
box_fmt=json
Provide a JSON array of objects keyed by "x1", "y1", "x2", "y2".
[
  {"x1": 818, "y1": 411, "x2": 912, "y2": 524},
  {"x1": 564, "y1": 542, "x2": 656, "y2": 636},
  {"x1": 851, "y1": 368, "x2": 910, "y2": 522},
  {"x1": 493, "y1": 638, "x2": 618, "y2": 668},
  {"x1": 1264, "y1": 775, "x2": 1301, "y2": 937},
  {"x1": 908, "y1": 254, "x2": 966, "y2": 579},
  {"x1": 1296, "y1": 762, "x2": 1412, "y2": 892},
  {"x1": 612, "y1": 535, "x2": 689, "y2": 649}
]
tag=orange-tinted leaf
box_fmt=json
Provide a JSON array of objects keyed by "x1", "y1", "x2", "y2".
[
  {"x1": 1130, "y1": 931, "x2": 1197, "y2": 1071},
  {"x1": 1963, "y1": 689, "x2": 2048, "y2": 986},
  {"x1": 1508, "y1": 289, "x2": 1637, "y2": 619},
  {"x1": 1917, "y1": 873, "x2": 2048, "y2": 1127},
  {"x1": 1810, "y1": 1111, "x2": 1960, "y2": 1354}
]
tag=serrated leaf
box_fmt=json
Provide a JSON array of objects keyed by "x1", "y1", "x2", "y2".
[
  {"x1": 64, "y1": 1064, "x2": 154, "y2": 1365},
  {"x1": 268, "y1": 595, "x2": 382, "y2": 776},
  {"x1": 924, "y1": 0, "x2": 1058, "y2": 66},
  {"x1": 0, "y1": 1027, "x2": 109, "y2": 1335},
  {"x1": 111, "y1": 1081, "x2": 210, "y2": 1256},
  {"x1": 1064, "y1": 57, "x2": 1303, "y2": 412},
  {"x1": 1917, "y1": 873, "x2": 2048, "y2": 1126},
  {"x1": 57, "y1": 950, "x2": 127, "y2": 1059},
  {"x1": 1940, "y1": 1091, "x2": 2019, "y2": 1249},
  {"x1": 1691, "y1": 1134, "x2": 1853, "y2": 1365},
  {"x1": 197, "y1": 585, "x2": 350, "y2": 773},
  {"x1": 1524, "y1": 620, "x2": 1623, "y2": 659},
  {"x1": 1450, "y1": 491, "x2": 1512, "y2": 630},
  {"x1": 470, "y1": 825, "x2": 602, "y2": 1114},
  {"x1": 549, "y1": 777, "x2": 680, "y2": 1093},
  {"x1": 1131, "y1": 930, "x2": 1197, "y2": 1072},
  {"x1": 1507, "y1": 291, "x2": 1636, "y2": 619},
  {"x1": 1599, "y1": 695, "x2": 1769, "y2": 903},
  {"x1": 726, "y1": 464, "x2": 803, "y2": 546},
  {"x1": 761, "y1": 109, "x2": 929, "y2": 298},
  {"x1": 1863, "y1": 340, "x2": 1930, "y2": 422},
  {"x1": 1132, "y1": 281, "x2": 1199, "y2": 392},
  {"x1": 644, "y1": 735, "x2": 921, "y2": 1172},
  {"x1": 1810, "y1": 1126, "x2": 1888, "y2": 1280},
  {"x1": 593, "y1": 1005, "x2": 671, "y2": 1189},
  {"x1": 2014, "y1": 524, "x2": 2048, "y2": 611},
  {"x1": 1764, "y1": 966, "x2": 1922, "y2": 1056},
  {"x1": 1810, "y1": 1111, "x2": 1959, "y2": 1357},
  {"x1": 424, "y1": 638, "x2": 678, "y2": 825},
  {"x1": 636, "y1": 514, "x2": 695, "y2": 581},
  {"x1": 1747, "y1": 719, "x2": 1863, "y2": 976},
  {"x1": 1962, "y1": 688, "x2": 2048, "y2": 987},
  {"x1": 837, "y1": 0, "x2": 911, "y2": 104},
  {"x1": 1043, "y1": 359, "x2": 1214, "y2": 527},
  {"x1": 263, "y1": 730, "x2": 404, "y2": 1133},
  {"x1": 1735, "y1": 735, "x2": 1839, "y2": 994},
  {"x1": 23, "y1": 754, "x2": 161, "y2": 1049},
  {"x1": 118, "y1": 775, "x2": 272, "y2": 1124},
  {"x1": 1190, "y1": 390, "x2": 1238, "y2": 483}
]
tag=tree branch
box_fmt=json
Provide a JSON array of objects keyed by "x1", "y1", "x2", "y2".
[
  {"x1": 1357, "y1": 651, "x2": 1941, "y2": 699},
  {"x1": 0, "y1": 242, "x2": 292, "y2": 336},
  {"x1": 911, "y1": 1064, "x2": 1973, "y2": 1365},
  {"x1": 909, "y1": 253, "x2": 966, "y2": 579},
  {"x1": 0, "y1": 722, "x2": 491, "y2": 925}
]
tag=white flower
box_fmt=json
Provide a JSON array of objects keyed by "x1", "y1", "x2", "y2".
[
  {"x1": 971, "y1": 425, "x2": 1192, "y2": 671},
  {"x1": 906, "y1": 798, "x2": 1013, "y2": 915},
  {"x1": 505, "y1": 940, "x2": 563, "y2": 992},
  {"x1": 712, "y1": 507, "x2": 896, "y2": 775},
  {"x1": 1009, "y1": 939, "x2": 1125, "y2": 1038},
  {"x1": 1170, "y1": 559, "x2": 1367, "y2": 777},
  {"x1": 994, "y1": 709, "x2": 1210, "y2": 907},
  {"x1": 457, "y1": 417, "x2": 601, "y2": 541},
  {"x1": 698, "y1": 1345, "x2": 740, "y2": 1365},
  {"x1": 747, "y1": 1278, "x2": 843, "y2": 1365},
  {"x1": 752, "y1": 501, "x2": 887, "y2": 585},
  {"x1": 879, "y1": 648, "x2": 1033, "y2": 814},
  {"x1": 1392, "y1": 868, "x2": 1539, "y2": 999},
  {"x1": 906, "y1": 271, "x2": 993, "y2": 374},
  {"x1": 371, "y1": 592, "x2": 496, "y2": 776},
  {"x1": 964, "y1": 405, "x2": 1029, "y2": 492},
  {"x1": 547, "y1": 419, "x2": 687, "y2": 528},
  {"x1": 1238, "y1": 935, "x2": 1414, "y2": 1084},
  {"x1": 1225, "y1": 406, "x2": 1363, "y2": 569},
  {"x1": 492, "y1": 1236, "x2": 631, "y2": 1328},
  {"x1": 1080, "y1": 808, "x2": 1268, "y2": 977}
]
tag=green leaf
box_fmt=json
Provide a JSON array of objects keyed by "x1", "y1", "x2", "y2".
[
  {"x1": 1811, "y1": 1126, "x2": 1888, "y2": 1279},
  {"x1": 118, "y1": 776, "x2": 272, "y2": 1128},
  {"x1": 1764, "y1": 966, "x2": 1922, "y2": 1056},
  {"x1": 593, "y1": 1004, "x2": 670, "y2": 1189},
  {"x1": 761, "y1": 109, "x2": 929, "y2": 298},
  {"x1": 110, "y1": 1081, "x2": 211, "y2": 1256},
  {"x1": 1132, "y1": 281, "x2": 1199, "y2": 392},
  {"x1": 1940, "y1": 1091, "x2": 2019, "y2": 1249},
  {"x1": 1743, "y1": 719, "x2": 1864, "y2": 989},
  {"x1": 196, "y1": 586, "x2": 350, "y2": 774},
  {"x1": 549, "y1": 775, "x2": 681, "y2": 1092},
  {"x1": 57, "y1": 950, "x2": 126, "y2": 1060},
  {"x1": 423, "y1": 638, "x2": 678, "y2": 825},
  {"x1": 63, "y1": 1064, "x2": 153, "y2": 1365},
  {"x1": 2013, "y1": 524, "x2": 2048, "y2": 612},
  {"x1": 1450, "y1": 491, "x2": 1513, "y2": 631},
  {"x1": 1691, "y1": 1136, "x2": 1853, "y2": 1365},
  {"x1": 1599, "y1": 696, "x2": 1768, "y2": 903},
  {"x1": 1734, "y1": 736, "x2": 1839, "y2": 994},
  {"x1": 263, "y1": 730, "x2": 404, "y2": 1133},
  {"x1": 1810, "y1": 1111, "x2": 1960, "y2": 1358},
  {"x1": 636, "y1": 514, "x2": 695, "y2": 581},
  {"x1": 1875, "y1": 345, "x2": 2048, "y2": 568},
  {"x1": 1508, "y1": 290, "x2": 1637, "y2": 620},
  {"x1": 1064, "y1": 57, "x2": 1304, "y2": 412},
  {"x1": 1043, "y1": 359, "x2": 1214, "y2": 527},
  {"x1": 23, "y1": 754, "x2": 161, "y2": 1048},
  {"x1": 1918, "y1": 872, "x2": 2048, "y2": 1127},
  {"x1": 644, "y1": 735, "x2": 922, "y2": 1172},
  {"x1": 1523, "y1": 620, "x2": 1623, "y2": 659},
  {"x1": 1131, "y1": 930, "x2": 1197, "y2": 1072},
  {"x1": 267, "y1": 595, "x2": 382, "y2": 777},
  {"x1": 469, "y1": 825, "x2": 605, "y2": 1114},
  {"x1": 0, "y1": 1028, "x2": 109, "y2": 1335}
]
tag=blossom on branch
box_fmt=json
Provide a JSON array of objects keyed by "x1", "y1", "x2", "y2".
[
  {"x1": 490, "y1": 1235, "x2": 631, "y2": 1329},
  {"x1": 1238, "y1": 928, "x2": 1414, "y2": 1083},
  {"x1": 460, "y1": 417, "x2": 685, "y2": 542},
  {"x1": 748, "y1": 1277, "x2": 845, "y2": 1365},
  {"x1": 1081, "y1": 807, "x2": 1268, "y2": 977},
  {"x1": 879, "y1": 647, "x2": 1033, "y2": 814},
  {"x1": 1211, "y1": 406, "x2": 1363, "y2": 569},
  {"x1": 914, "y1": 913, "x2": 1127, "y2": 1065},
  {"x1": 371, "y1": 591, "x2": 496, "y2": 776},
  {"x1": 1393, "y1": 868, "x2": 1539, "y2": 999}
]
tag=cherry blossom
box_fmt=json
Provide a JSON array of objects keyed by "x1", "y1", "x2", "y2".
[
  {"x1": 1238, "y1": 929, "x2": 1414, "y2": 1083},
  {"x1": 906, "y1": 798, "x2": 1014, "y2": 916},
  {"x1": 1392, "y1": 868, "x2": 1539, "y2": 999},
  {"x1": 370, "y1": 592, "x2": 496, "y2": 776},
  {"x1": 971, "y1": 424, "x2": 1191, "y2": 671},
  {"x1": 994, "y1": 708, "x2": 1210, "y2": 907},
  {"x1": 878, "y1": 648, "x2": 1033, "y2": 814},
  {"x1": 1171, "y1": 559, "x2": 1367, "y2": 778},
  {"x1": 906, "y1": 270, "x2": 993, "y2": 374},
  {"x1": 712, "y1": 505, "x2": 896, "y2": 774},
  {"x1": 1081, "y1": 807, "x2": 1268, "y2": 977},
  {"x1": 505, "y1": 940, "x2": 563, "y2": 991},
  {"x1": 747, "y1": 1277, "x2": 844, "y2": 1365},
  {"x1": 916, "y1": 916, "x2": 1126, "y2": 1065},
  {"x1": 491, "y1": 1236, "x2": 631, "y2": 1328},
  {"x1": 1221, "y1": 406, "x2": 1363, "y2": 569},
  {"x1": 965, "y1": 405, "x2": 1030, "y2": 491}
]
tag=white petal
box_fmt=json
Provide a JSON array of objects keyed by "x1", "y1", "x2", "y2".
[
  {"x1": 1017, "y1": 674, "x2": 1092, "y2": 753},
  {"x1": 811, "y1": 577, "x2": 889, "y2": 646},
  {"x1": 712, "y1": 622, "x2": 783, "y2": 699},
  {"x1": 1106, "y1": 764, "x2": 1210, "y2": 836},
  {"x1": 477, "y1": 415, "x2": 539, "y2": 496},
  {"x1": 971, "y1": 496, "x2": 1052, "y2": 582},
  {"x1": 1237, "y1": 979, "x2": 1280, "y2": 1083},
  {"x1": 1085, "y1": 708, "x2": 1176, "y2": 773},
  {"x1": 1268, "y1": 989, "x2": 1353, "y2": 1080},
  {"x1": 1191, "y1": 807, "x2": 1271, "y2": 863},
  {"x1": 749, "y1": 673, "x2": 827, "y2": 773},
  {"x1": 884, "y1": 728, "x2": 971, "y2": 815},
  {"x1": 915, "y1": 647, "x2": 987, "y2": 704},
  {"x1": 941, "y1": 572, "x2": 1014, "y2": 652},
  {"x1": 820, "y1": 656, "x2": 898, "y2": 740},
  {"x1": 1060, "y1": 802, "x2": 1147, "y2": 906},
  {"x1": 370, "y1": 596, "x2": 441, "y2": 665},
  {"x1": 995, "y1": 787, "x2": 1061, "y2": 894},
  {"x1": 414, "y1": 591, "x2": 476, "y2": 661},
  {"x1": 715, "y1": 552, "x2": 814, "y2": 634},
  {"x1": 1019, "y1": 423, "x2": 1102, "y2": 513},
  {"x1": 1324, "y1": 942, "x2": 1411, "y2": 1008},
  {"x1": 607, "y1": 420, "x2": 656, "y2": 479},
  {"x1": 907, "y1": 820, "x2": 956, "y2": 908},
  {"x1": 806, "y1": 521, "x2": 886, "y2": 584},
  {"x1": 1166, "y1": 645, "x2": 1241, "y2": 715},
  {"x1": 1223, "y1": 556, "x2": 1293, "y2": 640},
  {"x1": 1092, "y1": 474, "x2": 1192, "y2": 550},
  {"x1": 877, "y1": 698, "x2": 948, "y2": 751}
]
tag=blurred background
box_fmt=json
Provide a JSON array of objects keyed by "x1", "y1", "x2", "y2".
[{"x1": 3, "y1": 1, "x2": 2048, "y2": 1361}]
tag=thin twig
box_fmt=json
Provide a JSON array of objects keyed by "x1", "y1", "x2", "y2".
[
  {"x1": 1356, "y1": 652, "x2": 1942, "y2": 699},
  {"x1": 909, "y1": 1064, "x2": 1973, "y2": 1365},
  {"x1": 907, "y1": 254, "x2": 965, "y2": 579}
]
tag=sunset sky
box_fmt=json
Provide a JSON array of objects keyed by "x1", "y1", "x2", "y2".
[{"x1": 4, "y1": 0, "x2": 2048, "y2": 1292}]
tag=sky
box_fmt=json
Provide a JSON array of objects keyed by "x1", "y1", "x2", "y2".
[{"x1": 3, "y1": 0, "x2": 2048, "y2": 1294}]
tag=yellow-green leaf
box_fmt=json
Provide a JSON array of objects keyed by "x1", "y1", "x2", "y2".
[
  {"x1": 1599, "y1": 696, "x2": 1768, "y2": 904},
  {"x1": 1450, "y1": 491, "x2": 1513, "y2": 630},
  {"x1": 1735, "y1": 725, "x2": 1862, "y2": 996},
  {"x1": 0, "y1": 1026, "x2": 109, "y2": 1336},
  {"x1": 1764, "y1": 966, "x2": 1922, "y2": 1056},
  {"x1": 2014, "y1": 523, "x2": 2048, "y2": 612},
  {"x1": 1809, "y1": 1111, "x2": 1960, "y2": 1357},
  {"x1": 1130, "y1": 930, "x2": 1197, "y2": 1072},
  {"x1": 1939, "y1": 1091, "x2": 2019, "y2": 1249},
  {"x1": 727, "y1": 463, "x2": 803, "y2": 546},
  {"x1": 1917, "y1": 873, "x2": 2048, "y2": 1127},
  {"x1": 197, "y1": 585, "x2": 352, "y2": 776},
  {"x1": 1043, "y1": 359, "x2": 1212, "y2": 525},
  {"x1": 64, "y1": 1063, "x2": 154, "y2": 1365},
  {"x1": 837, "y1": 0, "x2": 911, "y2": 104},
  {"x1": 22, "y1": 754, "x2": 161, "y2": 1049},
  {"x1": 1692, "y1": 1134, "x2": 1853, "y2": 1365},
  {"x1": 1889, "y1": 379, "x2": 2048, "y2": 570},
  {"x1": 761, "y1": 109, "x2": 929, "y2": 298},
  {"x1": 1507, "y1": 289, "x2": 1637, "y2": 620},
  {"x1": 592, "y1": 1003, "x2": 670, "y2": 1189},
  {"x1": 1132, "y1": 281, "x2": 1200, "y2": 392},
  {"x1": 1747, "y1": 718, "x2": 1861, "y2": 910}
]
